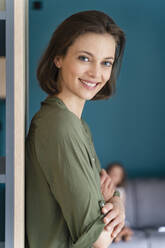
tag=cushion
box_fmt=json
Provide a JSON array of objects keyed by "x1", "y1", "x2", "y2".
[{"x1": 125, "y1": 179, "x2": 165, "y2": 228}]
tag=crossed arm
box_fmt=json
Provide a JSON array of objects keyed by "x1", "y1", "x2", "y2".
[
  {"x1": 36, "y1": 120, "x2": 125, "y2": 248},
  {"x1": 93, "y1": 169, "x2": 125, "y2": 248}
]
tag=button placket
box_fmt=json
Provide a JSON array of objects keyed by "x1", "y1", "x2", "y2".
[{"x1": 81, "y1": 122, "x2": 97, "y2": 169}]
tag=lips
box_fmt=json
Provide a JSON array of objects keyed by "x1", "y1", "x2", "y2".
[{"x1": 79, "y1": 78, "x2": 99, "y2": 89}]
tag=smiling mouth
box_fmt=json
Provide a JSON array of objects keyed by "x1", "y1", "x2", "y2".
[{"x1": 79, "y1": 78, "x2": 99, "y2": 89}]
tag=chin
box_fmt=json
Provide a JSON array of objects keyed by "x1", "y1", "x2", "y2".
[
  {"x1": 82, "y1": 91, "x2": 99, "y2": 100},
  {"x1": 83, "y1": 95, "x2": 96, "y2": 101}
]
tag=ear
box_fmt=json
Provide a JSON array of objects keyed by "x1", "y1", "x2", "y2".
[{"x1": 54, "y1": 56, "x2": 62, "y2": 68}]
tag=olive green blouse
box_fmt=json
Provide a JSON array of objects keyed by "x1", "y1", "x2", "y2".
[{"x1": 25, "y1": 95, "x2": 106, "y2": 248}]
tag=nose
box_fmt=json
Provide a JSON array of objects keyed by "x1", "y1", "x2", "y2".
[{"x1": 87, "y1": 62, "x2": 101, "y2": 80}]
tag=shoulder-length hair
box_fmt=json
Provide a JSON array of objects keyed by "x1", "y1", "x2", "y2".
[{"x1": 37, "y1": 10, "x2": 126, "y2": 100}]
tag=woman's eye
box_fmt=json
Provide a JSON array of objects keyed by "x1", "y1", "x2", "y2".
[
  {"x1": 78, "y1": 56, "x2": 89, "y2": 62},
  {"x1": 103, "y1": 61, "x2": 113, "y2": 67}
]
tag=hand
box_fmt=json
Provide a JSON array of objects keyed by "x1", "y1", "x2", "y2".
[
  {"x1": 101, "y1": 197, "x2": 125, "y2": 239},
  {"x1": 114, "y1": 226, "x2": 134, "y2": 243},
  {"x1": 100, "y1": 169, "x2": 115, "y2": 202}
]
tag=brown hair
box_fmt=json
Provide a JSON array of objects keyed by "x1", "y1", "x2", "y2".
[
  {"x1": 107, "y1": 161, "x2": 127, "y2": 187},
  {"x1": 37, "y1": 10, "x2": 126, "y2": 100}
]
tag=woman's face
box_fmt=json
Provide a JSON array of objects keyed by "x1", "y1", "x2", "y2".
[
  {"x1": 54, "y1": 32, "x2": 116, "y2": 103},
  {"x1": 108, "y1": 166, "x2": 124, "y2": 187}
]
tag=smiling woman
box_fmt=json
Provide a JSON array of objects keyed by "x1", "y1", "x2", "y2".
[
  {"x1": 53, "y1": 32, "x2": 116, "y2": 117},
  {"x1": 25, "y1": 10, "x2": 126, "y2": 248}
]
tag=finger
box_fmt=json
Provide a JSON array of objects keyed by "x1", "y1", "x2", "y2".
[
  {"x1": 104, "y1": 210, "x2": 118, "y2": 224},
  {"x1": 100, "y1": 168, "x2": 107, "y2": 175},
  {"x1": 100, "y1": 169, "x2": 107, "y2": 177},
  {"x1": 100, "y1": 169, "x2": 107, "y2": 185},
  {"x1": 105, "y1": 216, "x2": 122, "y2": 232},
  {"x1": 103, "y1": 208, "x2": 117, "y2": 224},
  {"x1": 120, "y1": 228, "x2": 125, "y2": 236},
  {"x1": 115, "y1": 228, "x2": 125, "y2": 237},
  {"x1": 102, "y1": 202, "x2": 113, "y2": 215},
  {"x1": 107, "y1": 178, "x2": 114, "y2": 188},
  {"x1": 112, "y1": 222, "x2": 125, "y2": 238},
  {"x1": 102, "y1": 176, "x2": 112, "y2": 191},
  {"x1": 114, "y1": 231, "x2": 123, "y2": 241},
  {"x1": 107, "y1": 181, "x2": 115, "y2": 195}
]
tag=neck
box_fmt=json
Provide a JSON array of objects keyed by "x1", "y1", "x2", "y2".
[{"x1": 56, "y1": 93, "x2": 85, "y2": 119}]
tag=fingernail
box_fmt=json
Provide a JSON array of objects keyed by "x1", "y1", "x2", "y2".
[{"x1": 102, "y1": 207, "x2": 107, "y2": 213}]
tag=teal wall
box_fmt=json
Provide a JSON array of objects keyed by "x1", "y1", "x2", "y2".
[{"x1": 28, "y1": 0, "x2": 165, "y2": 177}]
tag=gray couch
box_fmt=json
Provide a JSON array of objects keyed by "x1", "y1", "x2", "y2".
[{"x1": 110, "y1": 178, "x2": 165, "y2": 248}]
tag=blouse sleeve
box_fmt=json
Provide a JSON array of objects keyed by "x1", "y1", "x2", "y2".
[{"x1": 35, "y1": 120, "x2": 106, "y2": 248}]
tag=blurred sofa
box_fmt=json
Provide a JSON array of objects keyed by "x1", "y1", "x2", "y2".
[{"x1": 110, "y1": 178, "x2": 165, "y2": 248}]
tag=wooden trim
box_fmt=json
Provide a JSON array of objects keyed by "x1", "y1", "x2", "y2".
[
  {"x1": 0, "y1": 57, "x2": 6, "y2": 98},
  {"x1": 14, "y1": 0, "x2": 26, "y2": 247},
  {"x1": 0, "y1": 0, "x2": 6, "y2": 11}
]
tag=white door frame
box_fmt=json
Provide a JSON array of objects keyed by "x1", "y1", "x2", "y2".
[{"x1": 5, "y1": 0, "x2": 28, "y2": 247}]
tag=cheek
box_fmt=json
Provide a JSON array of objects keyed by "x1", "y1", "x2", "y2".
[
  {"x1": 103, "y1": 69, "x2": 112, "y2": 83},
  {"x1": 69, "y1": 63, "x2": 84, "y2": 79},
  {"x1": 61, "y1": 66, "x2": 77, "y2": 81}
]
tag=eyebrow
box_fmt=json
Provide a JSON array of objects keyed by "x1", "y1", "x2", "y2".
[{"x1": 76, "y1": 50, "x2": 114, "y2": 60}]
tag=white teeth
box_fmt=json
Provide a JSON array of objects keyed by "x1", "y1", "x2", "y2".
[{"x1": 80, "y1": 79, "x2": 97, "y2": 87}]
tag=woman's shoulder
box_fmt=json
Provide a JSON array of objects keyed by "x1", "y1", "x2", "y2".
[{"x1": 28, "y1": 103, "x2": 83, "y2": 141}]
